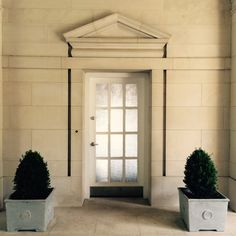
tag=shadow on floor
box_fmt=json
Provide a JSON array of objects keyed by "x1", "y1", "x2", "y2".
[{"x1": 90, "y1": 197, "x2": 150, "y2": 206}]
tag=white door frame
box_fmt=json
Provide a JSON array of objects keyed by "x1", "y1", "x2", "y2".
[{"x1": 83, "y1": 72, "x2": 150, "y2": 199}]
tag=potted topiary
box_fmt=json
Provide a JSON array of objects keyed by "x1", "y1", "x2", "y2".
[
  {"x1": 178, "y1": 148, "x2": 229, "y2": 232},
  {"x1": 5, "y1": 150, "x2": 54, "y2": 232}
]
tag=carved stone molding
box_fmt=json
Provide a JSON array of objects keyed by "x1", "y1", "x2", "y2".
[{"x1": 63, "y1": 13, "x2": 170, "y2": 58}]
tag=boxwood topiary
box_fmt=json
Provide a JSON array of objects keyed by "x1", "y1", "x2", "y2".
[
  {"x1": 10, "y1": 150, "x2": 51, "y2": 200},
  {"x1": 183, "y1": 148, "x2": 218, "y2": 198}
]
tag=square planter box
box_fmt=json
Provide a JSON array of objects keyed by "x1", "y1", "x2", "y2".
[
  {"x1": 178, "y1": 187, "x2": 229, "y2": 232},
  {"x1": 5, "y1": 189, "x2": 54, "y2": 232}
]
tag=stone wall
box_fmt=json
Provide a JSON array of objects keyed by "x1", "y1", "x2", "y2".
[
  {"x1": 1, "y1": 0, "x2": 232, "y2": 207},
  {"x1": 0, "y1": 0, "x2": 3, "y2": 209},
  {"x1": 152, "y1": 69, "x2": 230, "y2": 207}
]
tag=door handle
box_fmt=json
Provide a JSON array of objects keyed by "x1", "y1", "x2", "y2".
[{"x1": 90, "y1": 142, "x2": 98, "y2": 146}]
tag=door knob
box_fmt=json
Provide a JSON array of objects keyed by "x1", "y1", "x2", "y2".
[{"x1": 90, "y1": 142, "x2": 98, "y2": 146}]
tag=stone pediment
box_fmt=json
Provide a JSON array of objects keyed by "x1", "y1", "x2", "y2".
[
  {"x1": 63, "y1": 13, "x2": 170, "y2": 58},
  {"x1": 83, "y1": 23, "x2": 153, "y2": 38}
]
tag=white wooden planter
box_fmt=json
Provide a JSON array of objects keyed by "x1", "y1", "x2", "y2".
[
  {"x1": 5, "y1": 189, "x2": 54, "y2": 232},
  {"x1": 178, "y1": 187, "x2": 229, "y2": 232}
]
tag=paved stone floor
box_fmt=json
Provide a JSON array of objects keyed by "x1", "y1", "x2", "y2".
[{"x1": 0, "y1": 198, "x2": 236, "y2": 236}]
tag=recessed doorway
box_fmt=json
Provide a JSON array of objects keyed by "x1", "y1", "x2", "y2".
[{"x1": 84, "y1": 72, "x2": 150, "y2": 200}]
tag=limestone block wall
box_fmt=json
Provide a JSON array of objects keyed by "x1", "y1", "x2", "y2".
[
  {"x1": 1, "y1": 0, "x2": 232, "y2": 207},
  {"x1": 151, "y1": 69, "x2": 230, "y2": 207},
  {"x1": 166, "y1": 70, "x2": 230, "y2": 177},
  {"x1": 2, "y1": 68, "x2": 83, "y2": 206},
  {"x1": 1, "y1": 0, "x2": 231, "y2": 58}
]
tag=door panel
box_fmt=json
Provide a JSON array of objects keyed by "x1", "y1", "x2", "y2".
[{"x1": 88, "y1": 73, "x2": 147, "y2": 191}]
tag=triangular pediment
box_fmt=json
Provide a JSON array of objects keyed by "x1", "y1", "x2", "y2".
[
  {"x1": 84, "y1": 23, "x2": 153, "y2": 38},
  {"x1": 63, "y1": 13, "x2": 170, "y2": 58},
  {"x1": 64, "y1": 13, "x2": 170, "y2": 40}
]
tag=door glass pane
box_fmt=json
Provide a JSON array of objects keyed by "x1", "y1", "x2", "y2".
[
  {"x1": 126, "y1": 84, "x2": 137, "y2": 107},
  {"x1": 94, "y1": 78, "x2": 141, "y2": 185},
  {"x1": 111, "y1": 109, "x2": 123, "y2": 132},
  {"x1": 96, "y1": 135, "x2": 108, "y2": 157},
  {"x1": 111, "y1": 160, "x2": 123, "y2": 182},
  {"x1": 110, "y1": 134, "x2": 123, "y2": 157},
  {"x1": 125, "y1": 109, "x2": 137, "y2": 132},
  {"x1": 96, "y1": 160, "x2": 108, "y2": 182},
  {"x1": 96, "y1": 109, "x2": 108, "y2": 132},
  {"x1": 96, "y1": 84, "x2": 108, "y2": 107},
  {"x1": 111, "y1": 84, "x2": 123, "y2": 107},
  {"x1": 125, "y1": 134, "x2": 137, "y2": 157},
  {"x1": 125, "y1": 159, "x2": 137, "y2": 182}
]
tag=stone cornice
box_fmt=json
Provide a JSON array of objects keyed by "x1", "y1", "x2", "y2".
[{"x1": 2, "y1": 56, "x2": 231, "y2": 70}]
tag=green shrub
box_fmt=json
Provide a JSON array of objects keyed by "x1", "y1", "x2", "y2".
[
  {"x1": 183, "y1": 148, "x2": 217, "y2": 198},
  {"x1": 11, "y1": 150, "x2": 51, "y2": 199}
]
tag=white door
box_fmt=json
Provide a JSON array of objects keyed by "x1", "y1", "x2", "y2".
[{"x1": 86, "y1": 72, "x2": 149, "y2": 197}]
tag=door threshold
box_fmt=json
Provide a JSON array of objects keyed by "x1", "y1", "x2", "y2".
[{"x1": 90, "y1": 186, "x2": 143, "y2": 198}]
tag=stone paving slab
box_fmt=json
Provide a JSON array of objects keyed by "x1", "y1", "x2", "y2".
[{"x1": 0, "y1": 198, "x2": 236, "y2": 236}]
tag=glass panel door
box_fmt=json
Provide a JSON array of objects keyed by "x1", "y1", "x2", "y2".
[{"x1": 95, "y1": 80, "x2": 139, "y2": 183}]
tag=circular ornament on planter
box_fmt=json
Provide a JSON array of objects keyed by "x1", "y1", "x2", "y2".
[
  {"x1": 18, "y1": 210, "x2": 32, "y2": 221},
  {"x1": 202, "y1": 210, "x2": 213, "y2": 220}
]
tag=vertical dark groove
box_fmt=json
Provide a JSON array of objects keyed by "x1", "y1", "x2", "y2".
[
  {"x1": 68, "y1": 69, "x2": 71, "y2": 177},
  {"x1": 163, "y1": 70, "x2": 167, "y2": 176},
  {"x1": 162, "y1": 42, "x2": 167, "y2": 176},
  {"x1": 68, "y1": 43, "x2": 72, "y2": 57},
  {"x1": 68, "y1": 43, "x2": 72, "y2": 177},
  {"x1": 163, "y1": 44, "x2": 167, "y2": 58}
]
